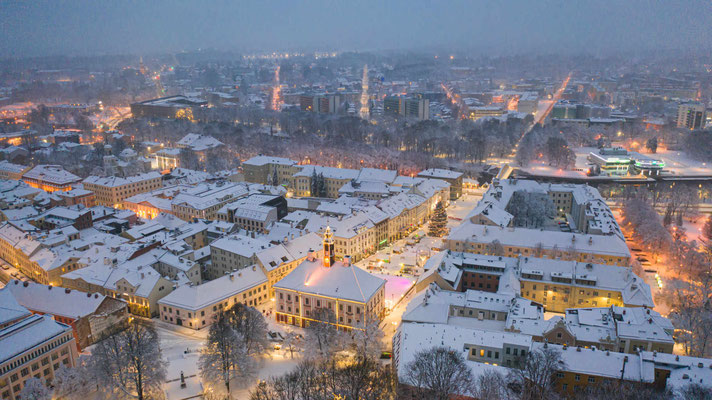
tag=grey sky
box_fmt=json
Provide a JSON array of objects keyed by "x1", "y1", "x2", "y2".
[{"x1": 2, "y1": 0, "x2": 711, "y2": 58}]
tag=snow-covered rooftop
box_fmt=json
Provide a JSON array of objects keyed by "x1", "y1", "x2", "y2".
[
  {"x1": 274, "y1": 257, "x2": 385, "y2": 303},
  {"x1": 158, "y1": 266, "x2": 267, "y2": 311}
]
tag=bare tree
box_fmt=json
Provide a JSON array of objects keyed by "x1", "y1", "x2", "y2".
[
  {"x1": 402, "y1": 346, "x2": 475, "y2": 400},
  {"x1": 677, "y1": 383, "x2": 712, "y2": 400},
  {"x1": 508, "y1": 345, "x2": 564, "y2": 400},
  {"x1": 475, "y1": 370, "x2": 511, "y2": 400},
  {"x1": 89, "y1": 321, "x2": 167, "y2": 400}
]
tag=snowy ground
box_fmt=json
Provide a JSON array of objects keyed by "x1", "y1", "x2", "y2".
[
  {"x1": 155, "y1": 321, "x2": 207, "y2": 400},
  {"x1": 156, "y1": 315, "x2": 302, "y2": 400},
  {"x1": 679, "y1": 216, "x2": 707, "y2": 244}
]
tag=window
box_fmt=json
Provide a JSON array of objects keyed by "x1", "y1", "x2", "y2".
[
  {"x1": 574, "y1": 374, "x2": 580, "y2": 381},
  {"x1": 588, "y1": 377, "x2": 595, "y2": 383}
]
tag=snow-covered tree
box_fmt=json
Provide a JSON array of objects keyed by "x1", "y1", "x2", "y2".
[
  {"x1": 249, "y1": 357, "x2": 396, "y2": 400},
  {"x1": 304, "y1": 308, "x2": 344, "y2": 360},
  {"x1": 702, "y1": 215, "x2": 712, "y2": 244},
  {"x1": 19, "y1": 378, "x2": 51, "y2": 400},
  {"x1": 89, "y1": 322, "x2": 167, "y2": 400},
  {"x1": 200, "y1": 311, "x2": 255, "y2": 397},
  {"x1": 53, "y1": 362, "x2": 92, "y2": 400},
  {"x1": 349, "y1": 320, "x2": 385, "y2": 359},
  {"x1": 226, "y1": 303, "x2": 269, "y2": 357},
  {"x1": 403, "y1": 346, "x2": 475, "y2": 400},
  {"x1": 663, "y1": 282, "x2": 712, "y2": 357},
  {"x1": 505, "y1": 191, "x2": 555, "y2": 228},
  {"x1": 280, "y1": 329, "x2": 300, "y2": 359},
  {"x1": 428, "y1": 201, "x2": 448, "y2": 237}
]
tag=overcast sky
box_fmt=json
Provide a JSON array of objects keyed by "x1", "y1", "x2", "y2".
[{"x1": 2, "y1": 0, "x2": 711, "y2": 58}]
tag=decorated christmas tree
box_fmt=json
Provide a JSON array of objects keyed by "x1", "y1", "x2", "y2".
[{"x1": 428, "y1": 201, "x2": 448, "y2": 237}]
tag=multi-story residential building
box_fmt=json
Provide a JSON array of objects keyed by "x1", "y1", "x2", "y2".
[
  {"x1": 418, "y1": 251, "x2": 652, "y2": 312},
  {"x1": 154, "y1": 251, "x2": 203, "y2": 285},
  {"x1": 21, "y1": 165, "x2": 81, "y2": 193},
  {"x1": 208, "y1": 234, "x2": 272, "y2": 279},
  {"x1": 273, "y1": 229, "x2": 386, "y2": 331},
  {"x1": 0, "y1": 223, "x2": 83, "y2": 286},
  {"x1": 0, "y1": 161, "x2": 30, "y2": 181},
  {"x1": 167, "y1": 182, "x2": 253, "y2": 221},
  {"x1": 216, "y1": 194, "x2": 287, "y2": 233},
  {"x1": 130, "y1": 95, "x2": 207, "y2": 119},
  {"x1": 175, "y1": 133, "x2": 224, "y2": 164},
  {"x1": 3, "y1": 281, "x2": 129, "y2": 350},
  {"x1": 417, "y1": 168, "x2": 463, "y2": 200},
  {"x1": 60, "y1": 249, "x2": 175, "y2": 318},
  {"x1": 383, "y1": 95, "x2": 430, "y2": 120},
  {"x1": 83, "y1": 172, "x2": 163, "y2": 207},
  {"x1": 56, "y1": 188, "x2": 96, "y2": 208},
  {"x1": 518, "y1": 306, "x2": 675, "y2": 354},
  {"x1": 0, "y1": 313, "x2": 78, "y2": 400},
  {"x1": 291, "y1": 165, "x2": 360, "y2": 198},
  {"x1": 516, "y1": 256, "x2": 651, "y2": 312},
  {"x1": 677, "y1": 101, "x2": 706, "y2": 130},
  {"x1": 158, "y1": 265, "x2": 268, "y2": 330},
  {"x1": 242, "y1": 156, "x2": 299, "y2": 186},
  {"x1": 300, "y1": 94, "x2": 340, "y2": 113},
  {"x1": 447, "y1": 224, "x2": 630, "y2": 267}
]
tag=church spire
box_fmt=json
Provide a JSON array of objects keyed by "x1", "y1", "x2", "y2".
[{"x1": 323, "y1": 226, "x2": 335, "y2": 267}]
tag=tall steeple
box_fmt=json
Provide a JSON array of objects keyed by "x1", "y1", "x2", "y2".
[
  {"x1": 359, "y1": 64, "x2": 369, "y2": 119},
  {"x1": 323, "y1": 226, "x2": 335, "y2": 268}
]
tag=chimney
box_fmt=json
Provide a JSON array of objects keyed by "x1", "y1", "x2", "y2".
[
  {"x1": 343, "y1": 255, "x2": 351, "y2": 267},
  {"x1": 229, "y1": 273, "x2": 234, "y2": 281}
]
